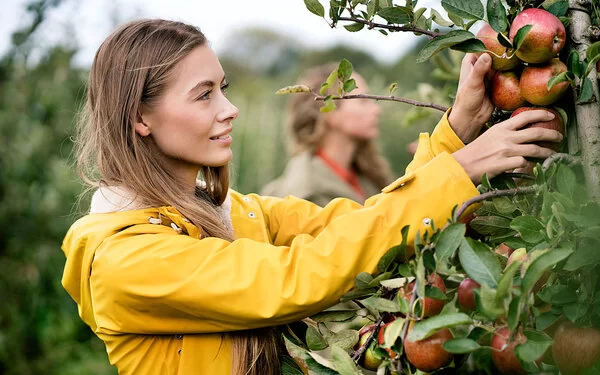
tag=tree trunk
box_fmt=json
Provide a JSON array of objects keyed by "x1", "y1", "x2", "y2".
[{"x1": 567, "y1": 0, "x2": 600, "y2": 200}]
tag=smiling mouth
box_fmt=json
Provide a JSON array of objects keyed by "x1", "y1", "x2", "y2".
[{"x1": 210, "y1": 134, "x2": 230, "y2": 140}]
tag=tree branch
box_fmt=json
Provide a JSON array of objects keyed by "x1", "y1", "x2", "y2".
[
  {"x1": 351, "y1": 316, "x2": 384, "y2": 361},
  {"x1": 336, "y1": 16, "x2": 442, "y2": 38},
  {"x1": 455, "y1": 186, "x2": 538, "y2": 220},
  {"x1": 314, "y1": 93, "x2": 448, "y2": 112}
]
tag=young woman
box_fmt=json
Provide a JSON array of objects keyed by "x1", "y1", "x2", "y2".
[
  {"x1": 61, "y1": 19, "x2": 563, "y2": 375},
  {"x1": 261, "y1": 64, "x2": 394, "y2": 206}
]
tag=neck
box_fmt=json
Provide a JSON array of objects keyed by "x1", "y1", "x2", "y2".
[
  {"x1": 165, "y1": 159, "x2": 200, "y2": 193},
  {"x1": 319, "y1": 132, "x2": 356, "y2": 170}
]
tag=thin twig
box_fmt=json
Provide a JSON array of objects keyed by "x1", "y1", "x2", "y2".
[
  {"x1": 314, "y1": 93, "x2": 448, "y2": 112},
  {"x1": 456, "y1": 186, "x2": 538, "y2": 220},
  {"x1": 351, "y1": 316, "x2": 385, "y2": 361},
  {"x1": 542, "y1": 153, "x2": 581, "y2": 171},
  {"x1": 336, "y1": 16, "x2": 442, "y2": 38}
]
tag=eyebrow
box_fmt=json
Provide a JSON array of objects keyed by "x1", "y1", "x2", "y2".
[{"x1": 188, "y1": 76, "x2": 227, "y2": 95}]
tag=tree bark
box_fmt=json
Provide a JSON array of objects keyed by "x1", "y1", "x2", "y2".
[{"x1": 567, "y1": 0, "x2": 600, "y2": 200}]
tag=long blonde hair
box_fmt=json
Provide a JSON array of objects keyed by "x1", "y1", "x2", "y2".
[
  {"x1": 75, "y1": 19, "x2": 280, "y2": 375},
  {"x1": 288, "y1": 63, "x2": 393, "y2": 189}
]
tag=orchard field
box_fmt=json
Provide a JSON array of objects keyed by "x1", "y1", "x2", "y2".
[{"x1": 1, "y1": 0, "x2": 600, "y2": 374}]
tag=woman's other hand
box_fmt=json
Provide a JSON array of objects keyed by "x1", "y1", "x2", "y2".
[
  {"x1": 448, "y1": 53, "x2": 495, "y2": 144},
  {"x1": 453, "y1": 109, "x2": 563, "y2": 184}
]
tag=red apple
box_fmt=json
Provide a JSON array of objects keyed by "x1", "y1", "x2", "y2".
[
  {"x1": 509, "y1": 8, "x2": 566, "y2": 64},
  {"x1": 510, "y1": 107, "x2": 564, "y2": 151},
  {"x1": 476, "y1": 23, "x2": 520, "y2": 71},
  {"x1": 491, "y1": 70, "x2": 527, "y2": 111},
  {"x1": 399, "y1": 273, "x2": 446, "y2": 317},
  {"x1": 457, "y1": 278, "x2": 481, "y2": 312},
  {"x1": 404, "y1": 326, "x2": 454, "y2": 372},
  {"x1": 491, "y1": 327, "x2": 531, "y2": 374},
  {"x1": 519, "y1": 58, "x2": 569, "y2": 106},
  {"x1": 552, "y1": 322, "x2": 600, "y2": 375}
]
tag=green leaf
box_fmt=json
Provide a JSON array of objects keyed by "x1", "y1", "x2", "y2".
[
  {"x1": 282, "y1": 355, "x2": 306, "y2": 375},
  {"x1": 327, "y1": 330, "x2": 360, "y2": 351},
  {"x1": 563, "y1": 240, "x2": 600, "y2": 271},
  {"x1": 320, "y1": 97, "x2": 336, "y2": 113},
  {"x1": 522, "y1": 248, "x2": 573, "y2": 293},
  {"x1": 441, "y1": 0, "x2": 484, "y2": 20},
  {"x1": 547, "y1": 71, "x2": 573, "y2": 90},
  {"x1": 377, "y1": 6, "x2": 411, "y2": 24},
  {"x1": 408, "y1": 313, "x2": 472, "y2": 341},
  {"x1": 443, "y1": 338, "x2": 481, "y2": 353},
  {"x1": 343, "y1": 78, "x2": 357, "y2": 93},
  {"x1": 510, "y1": 216, "x2": 545, "y2": 244},
  {"x1": 276, "y1": 85, "x2": 312, "y2": 95},
  {"x1": 311, "y1": 310, "x2": 357, "y2": 323},
  {"x1": 378, "y1": 225, "x2": 408, "y2": 272},
  {"x1": 382, "y1": 317, "x2": 405, "y2": 349},
  {"x1": 486, "y1": 0, "x2": 508, "y2": 32},
  {"x1": 355, "y1": 272, "x2": 374, "y2": 289},
  {"x1": 515, "y1": 330, "x2": 553, "y2": 363},
  {"x1": 493, "y1": 196, "x2": 518, "y2": 214},
  {"x1": 470, "y1": 215, "x2": 512, "y2": 236},
  {"x1": 367, "y1": 0, "x2": 379, "y2": 18},
  {"x1": 451, "y1": 38, "x2": 487, "y2": 53},
  {"x1": 563, "y1": 301, "x2": 588, "y2": 322},
  {"x1": 430, "y1": 8, "x2": 454, "y2": 27},
  {"x1": 360, "y1": 296, "x2": 402, "y2": 313},
  {"x1": 343, "y1": 22, "x2": 365, "y2": 32},
  {"x1": 536, "y1": 310, "x2": 562, "y2": 331},
  {"x1": 577, "y1": 77, "x2": 594, "y2": 104},
  {"x1": 331, "y1": 345, "x2": 360, "y2": 375},
  {"x1": 425, "y1": 285, "x2": 448, "y2": 300},
  {"x1": 417, "y1": 30, "x2": 477, "y2": 63},
  {"x1": 306, "y1": 325, "x2": 329, "y2": 350},
  {"x1": 304, "y1": 0, "x2": 325, "y2": 17},
  {"x1": 435, "y1": 223, "x2": 466, "y2": 261},
  {"x1": 555, "y1": 164, "x2": 577, "y2": 197},
  {"x1": 507, "y1": 297, "x2": 522, "y2": 331},
  {"x1": 512, "y1": 25, "x2": 533, "y2": 52},
  {"x1": 496, "y1": 259, "x2": 522, "y2": 302},
  {"x1": 586, "y1": 41, "x2": 600, "y2": 63},
  {"x1": 337, "y1": 59, "x2": 353, "y2": 82},
  {"x1": 459, "y1": 238, "x2": 502, "y2": 288},
  {"x1": 307, "y1": 352, "x2": 338, "y2": 373},
  {"x1": 546, "y1": 0, "x2": 569, "y2": 17},
  {"x1": 380, "y1": 277, "x2": 408, "y2": 289},
  {"x1": 567, "y1": 50, "x2": 584, "y2": 77}
]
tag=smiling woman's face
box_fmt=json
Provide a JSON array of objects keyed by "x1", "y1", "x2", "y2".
[{"x1": 136, "y1": 44, "x2": 239, "y2": 181}]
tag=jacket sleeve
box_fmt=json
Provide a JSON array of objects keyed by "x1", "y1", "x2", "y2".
[
  {"x1": 405, "y1": 108, "x2": 466, "y2": 173},
  {"x1": 90, "y1": 152, "x2": 478, "y2": 336}
]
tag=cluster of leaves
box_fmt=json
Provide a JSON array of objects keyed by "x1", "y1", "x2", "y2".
[{"x1": 283, "y1": 160, "x2": 600, "y2": 374}]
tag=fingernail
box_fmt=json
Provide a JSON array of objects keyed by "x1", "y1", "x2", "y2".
[
  {"x1": 547, "y1": 112, "x2": 555, "y2": 119},
  {"x1": 480, "y1": 54, "x2": 491, "y2": 64}
]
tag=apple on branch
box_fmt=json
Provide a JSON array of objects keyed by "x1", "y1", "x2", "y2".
[{"x1": 509, "y1": 8, "x2": 566, "y2": 64}]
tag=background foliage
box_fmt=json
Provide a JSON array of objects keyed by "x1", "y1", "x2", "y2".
[{"x1": 0, "y1": 1, "x2": 459, "y2": 374}]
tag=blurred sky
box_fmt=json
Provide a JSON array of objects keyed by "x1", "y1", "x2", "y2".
[{"x1": 0, "y1": 0, "x2": 446, "y2": 67}]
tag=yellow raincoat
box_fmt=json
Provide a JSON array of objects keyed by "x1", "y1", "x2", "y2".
[{"x1": 61, "y1": 112, "x2": 478, "y2": 375}]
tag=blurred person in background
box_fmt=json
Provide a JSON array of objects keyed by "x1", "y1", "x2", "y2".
[
  {"x1": 261, "y1": 63, "x2": 394, "y2": 206},
  {"x1": 60, "y1": 18, "x2": 563, "y2": 375}
]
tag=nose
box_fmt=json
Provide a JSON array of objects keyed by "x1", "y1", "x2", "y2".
[{"x1": 218, "y1": 96, "x2": 239, "y2": 123}]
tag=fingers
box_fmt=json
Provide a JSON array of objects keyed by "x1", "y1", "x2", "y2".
[
  {"x1": 513, "y1": 143, "x2": 556, "y2": 160},
  {"x1": 500, "y1": 110, "x2": 556, "y2": 130},
  {"x1": 513, "y1": 127, "x2": 564, "y2": 145},
  {"x1": 458, "y1": 53, "x2": 479, "y2": 87},
  {"x1": 459, "y1": 53, "x2": 492, "y2": 89}
]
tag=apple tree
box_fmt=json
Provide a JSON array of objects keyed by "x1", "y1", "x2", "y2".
[{"x1": 279, "y1": 0, "x2": 600, "y2": 374}]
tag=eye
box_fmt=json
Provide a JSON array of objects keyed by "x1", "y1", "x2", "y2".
[
  {"x1": 196, "y1": 90, "x2": 212, "y2": 101},
  {"x1": 221, "y1": 82, "x2": 229, "y2": 95}
]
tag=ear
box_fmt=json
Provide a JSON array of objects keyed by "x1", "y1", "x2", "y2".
[{"x1": 134, "y1": 112, "x2": 151, "y2": 137}]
